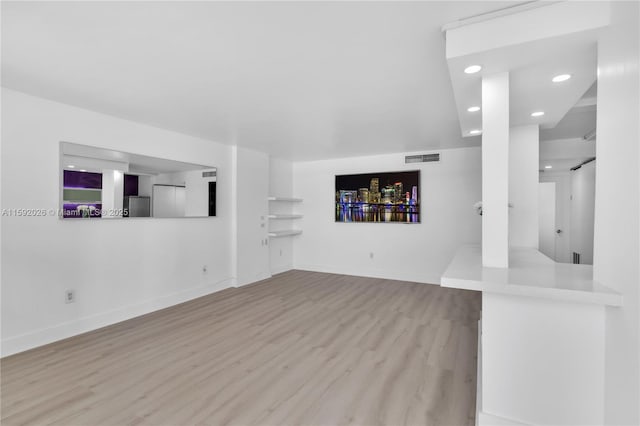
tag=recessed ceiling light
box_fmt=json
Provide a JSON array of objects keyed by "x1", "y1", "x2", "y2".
[
  {"x1": 545, "y1": 165, "x2": 552, "y2": 169},
  {"x1": 469, "y1": 129, "x2": 482, "y2": 135},
  {"x1": 552, "y1": 74, "x2": 571, "y2": 83},
  {"x1": 531, "y1": 111, "x2": 545, "y2": 117},
  {"x1": 67, "y1": 165, "x2": 75, "y2": 168},
  {"x1": 467, "y1": 106, "x2": 481, "y2": 112},
  {"x1": 464, "y1": 65, "x2": 482, "y2": 74}
]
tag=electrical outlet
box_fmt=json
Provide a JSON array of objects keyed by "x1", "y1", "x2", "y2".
[
  {"x1": 369, "y1": 252, "x2": 374, "y2": 259},
  {"x1": 202, "y1": 265, "x2": 208, "y2": 273},
  {"x1": 280, "y1": 249, "x2": 283, "y2": 256},
  {"x1": 65, "y1": 290, "x2": 75, "y2": 304}
]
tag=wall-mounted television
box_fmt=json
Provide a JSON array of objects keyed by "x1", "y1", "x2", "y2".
[{"x1": 335, "y1": 170, "x2": 420, "y2": 223}]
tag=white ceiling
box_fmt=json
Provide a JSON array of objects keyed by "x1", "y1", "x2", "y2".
[
  {"x1": 540, "y1": 104, "x2": 596, "y2": 141},
  {"x1": 2, "y1": 1, "x2": 527, "y2": 161},
  {"x1": 440, "y1": 1, "x2": 602, "y2": 174},
  {"x1": 447, "y1": 36, "x2": 597, "y2": 137},
  {"x1": 539, "y1": 137, "x2": 596, "y2": 172},
  {"x1": 62, "y1": 142, "x2": 214, "y2": 175},
  {"x1": 443, "y1": 1, "x2": 604, "y2": 139},
  {"x1": 538, "y1": 81, "x2": 597, "y2": 172},
  {"x1": 540, "y1": 82, "x2": 596, "y2": 142}
]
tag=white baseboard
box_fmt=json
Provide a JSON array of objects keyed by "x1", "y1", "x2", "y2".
[
  {"x1": 1, "y1": 277, "x2": 235, "y2": 358},
  {"x1": 294, "y1": 263, "x2": 442, "y2": 285},
  {"x1": 235, "y1": 271, "x2": 272, "y2": 288},
  {"x1": 270, "y1": 264, "x2": 294, "y2": 275},
  {"x1": 477, "y1": 412, "x2": 531, "y2": 426}
]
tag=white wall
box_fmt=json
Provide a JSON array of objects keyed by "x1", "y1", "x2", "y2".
[
  {"x1": 0, "y1": 87, "x2": 3, "y2": 359},
  {"x1": 570, "y1": 161, "x2": 595, "y2": 265},
  {"x1": 153, "y1": 170, "x2": 217, "y2": 217},
  {"x1": 292, "y1": 147, "x2": 482, "y2": 284},
  {"x1": 482, "y1": 293, "x2": 605, "y2": 426},
  {"x1": 539, "y1": 171, "x2": 572, "y2": 263},
  {"x1": 184, "y1": 171, "x2": 216, "y2": 217},
  {"x1": 538, "y1": 182, "x2": 556, "y2": 260},
  {"x1": 509, "y1": 125, "x2": 539, "y2": 248},
  {"x1": 268, "y1": 157, "x2": 295, "y2": 275},
  {"x1": 1, "y1": 88, "x2": 235, "y2": 356},
  {"x1": 594, "y1": 2, "x2": 640, "y2": 424},
  {"x1": 138, "y1": 175, "x2": 152, "y2": 198}
]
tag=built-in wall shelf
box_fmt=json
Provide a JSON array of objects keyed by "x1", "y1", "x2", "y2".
[
  {"x1": 268, "y1": 214, "x2": 303, "y2": 220},
  {"x1": 268, "y1": 229, "x2": 302, "y2": 238},
  {"x1": 268, "y1": 196, "x2": 303, "y2": 238},
  {"x1": 268, "y1": 196, "x2": 303, "y2": 202}
]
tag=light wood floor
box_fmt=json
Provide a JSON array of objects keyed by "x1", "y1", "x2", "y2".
[{"x1": 1, "y1": 270, "x2": 481, "y2": 426}]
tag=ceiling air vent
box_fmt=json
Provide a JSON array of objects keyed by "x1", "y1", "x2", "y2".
[
  {"x1": 405, "y1": 153, "x2": 440, "y2": 164},
  {"x1": 202, "y1": 170, "x2": 217, "y2": 178}
]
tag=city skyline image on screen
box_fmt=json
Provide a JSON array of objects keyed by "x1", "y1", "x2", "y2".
[{"x1": 335, "y1": 170, "x2": 420, "y2": 223}]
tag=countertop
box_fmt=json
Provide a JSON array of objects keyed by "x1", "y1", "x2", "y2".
[{"x1": 441, "y1": 245, "x2": 623, "y2": 306}]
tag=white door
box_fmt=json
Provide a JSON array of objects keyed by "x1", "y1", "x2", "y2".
[
  {"x1": 236, "y1": 147, "x2": 270, "y2": 286},
  {"x1": 538, "y1": 182, "x2": 557, "y2": 260}
]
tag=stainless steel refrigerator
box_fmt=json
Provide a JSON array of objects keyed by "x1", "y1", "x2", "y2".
[{"x1": 124, "y1": 196, "x2": 151, "y2": 217}]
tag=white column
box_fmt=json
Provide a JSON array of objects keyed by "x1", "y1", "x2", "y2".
[
  {"x1": 101, "y1": 169, "x2": 124, "y2": 218},
  {"x1": 482, "y1": 72, "x2": 510, "y2": 267},
  {"x1": 509, "y1": 125, "x2": 540, "y2": 248}
]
